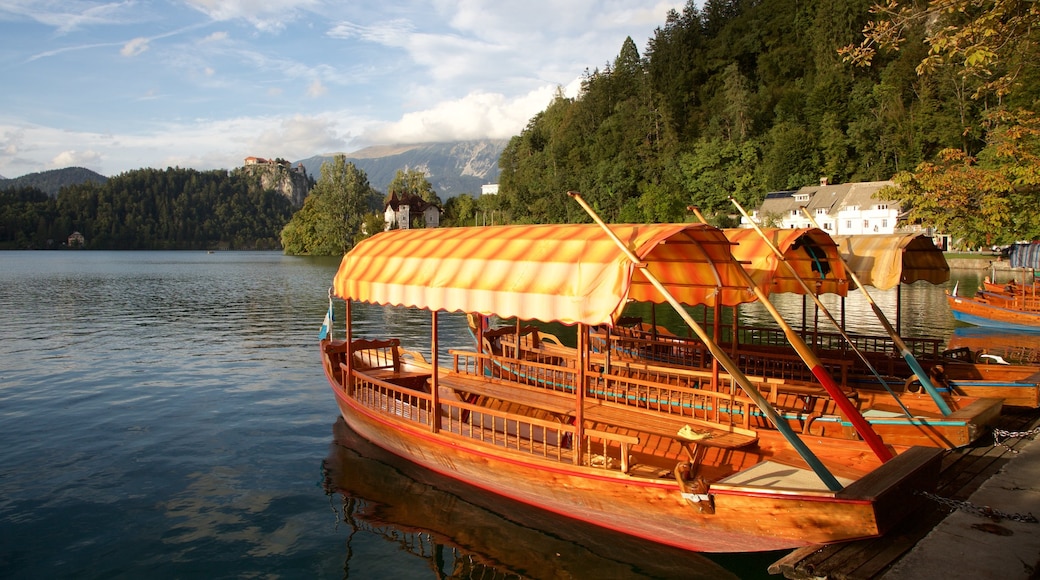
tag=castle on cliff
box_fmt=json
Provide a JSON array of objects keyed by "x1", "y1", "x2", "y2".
[{"x1": 241, "y1": 156, "x2": 311, "y2": 208}]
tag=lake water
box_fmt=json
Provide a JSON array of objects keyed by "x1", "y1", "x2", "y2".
[{"x1": 0, "y1": 251, "x2": 996, "y2": 579}]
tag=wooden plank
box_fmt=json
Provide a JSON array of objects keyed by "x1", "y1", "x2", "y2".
[
  {"x1": 440, "y1": 371, "x2": 578, "y2": 416},
  {"x1": 581, "y1": 401, "x2": 758, "y2": 448},
  {"x1": 441, "y1": 370, "x2": 758, "y2": 448}
]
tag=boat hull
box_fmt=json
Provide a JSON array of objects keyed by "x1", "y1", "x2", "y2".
[
  {"x1": 322, "y1": 345, "x2": 941, "y2": 553},
  {"x1": 947, "y1": 293, "x2": 1040, "y2": 331},
  {"x1": 323, "y1": 418, "x2": 739, "y2": 579}
]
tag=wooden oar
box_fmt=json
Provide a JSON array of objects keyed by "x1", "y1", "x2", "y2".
[
  {"x1": 569, "y1": 192, "x2": 844, "y2": 491},
  {"x1": 689, "y1": 205, "x2": 893, "y2": 461},
  {"x1": 716, "y1": 202, "x2": 913, "y2": 419},
  {"x1": 798, "y1": 208, "x2": 953, "y2": 416}
]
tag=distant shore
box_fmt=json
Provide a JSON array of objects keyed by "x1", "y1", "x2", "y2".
[{"x1": 945, "y1": 254, "x2": 1015, "y2": 271}]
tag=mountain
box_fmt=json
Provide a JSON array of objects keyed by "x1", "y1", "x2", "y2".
[
  {"x1": 296, "y1": 139, "x2": 507, "y2": 199},
  {"x1": 0, "y1": 167, "x2": 108, "y2": 197}
]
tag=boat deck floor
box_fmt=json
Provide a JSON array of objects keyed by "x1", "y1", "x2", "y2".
[{"x1": 769, "y1": 406, "x2": 1040, "y2": 579}]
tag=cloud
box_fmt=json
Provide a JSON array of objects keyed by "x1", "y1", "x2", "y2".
[
  {"x1": 181, "y1": 0, "x2": 322, "y2": 31},
  {"x1": 0, "y1": 113, "x2": 353, "y2": 177},
  {"x1": 201, "y1": 31, "x2": 228, "y2": 43},
  {"x1": 361, "y1": 85, "x2": 563, "y2": 145},
  {"x1": 121, "y1": 37, "x2": 149, "y2": 57},
  {"x1": 326, "y1": 19, "x2": 415, "y2": 45},
  {"x1": 306, "y1": 79, "x2": 327, "y2": 98},
  {"x1": 1, "y1": 1, "x2": 688, "y2": 178},
  {"x1": 51, "y1": 149, "x2": 103, "y2": 170},
  {"x1": 0, "y1": 0, "x2": 139, "y2": 34}
]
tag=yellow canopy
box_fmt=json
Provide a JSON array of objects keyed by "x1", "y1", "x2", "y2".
[
  {"x1": 726, "y1": 228, "x2": 850, "y2": 296},
  {"x1": 332, "y1": 224, "x2": 758, "y2": 326},
  {"x1": 832, "y1": 233, "x2": 950, "y2": 290}
]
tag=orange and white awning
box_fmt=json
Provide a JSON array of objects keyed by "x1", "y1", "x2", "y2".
[
  {"x1": 332, "y1": 223, "x2": 758, "y2": 326},
  {"x1": 726, "y1": 228, "x2": 850, "y2": 296},
  {"x1": 832, "y1": 233, "x2": 950, "y2": 290}
]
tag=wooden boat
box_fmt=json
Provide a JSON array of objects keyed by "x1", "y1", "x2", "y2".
[
  {"x1": 952, "y1": 242, "x2": 1040, "y2": 330},
  {"x1": 718, "y1": 228, "x2": 1034, "y2": 409},
  {"x1": 983, "y1": 279, "x2": 1038, "y2": 296},
  {"x1": 320, "y1": 223, "x2": 942, "y2": 553},
  {"x1": 573, "y1": 324, "x2": 1002, "y2": 448},
  {"x1": 947, "y1": 289, "x2": 1040, "y2": 331},
  {"x1": 946, "y1": 326, "x2": 1040, "y2": 366},
  {"x1": 323, "y1": 418, "x2": 738, "y2": 579},
  {"x1": 719, "y1": 322, "x2": 1040, "y2": 409}
]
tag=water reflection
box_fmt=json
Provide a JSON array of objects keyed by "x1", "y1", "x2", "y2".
[{"x1": 321, "y1": 419, "x2": 740, "y2": 580}]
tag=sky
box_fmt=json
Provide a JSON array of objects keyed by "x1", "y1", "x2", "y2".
[{"x1": 0, "y1": 0, "x2": 686, "y2": 178}]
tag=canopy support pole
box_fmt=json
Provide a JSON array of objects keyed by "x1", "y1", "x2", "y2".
[
  {"x1": 692, "y1": 205, "x2": 893, "y2": 461},
  {"x1": 570, "y1": 192, "x2": 843, "y2": 491},
  {"x1": 431, "y1": 310, "x2": 440, "y2": 433},
  {"x1": 799, "y1": 208, "x2": 953, "y2": 416},
  {"x1": 575, "y1": 323, "x2": 587, "y2": 466},
  {"x1": 726, "y1": 200, "x2": 914, "y2": 420},
  {"x1": 345, "y1": 299, "x2": 353, "y2": 396}
]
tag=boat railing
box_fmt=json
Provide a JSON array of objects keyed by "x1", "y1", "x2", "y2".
[
  {"x1": 450, "y1": 347, "x2": 766, "y2": 434},
  {"x1": 597, "y1": 325, "x2": 944, "y2": 365},
  {"x1": 590, "y1": 330, "x2": 714, "y2": 369},
  {"x1": 737, "y1": 325, "x2": 943, "y2": 360},
  {"x1": 588, "y1": 370, "x2": 756, "y2": 430},
  {"x1": 348, "y1": 366, "x2": 636, "y2": 474},
  {"x1": 452, "y1": 348, "x2": 579, "y2": 394},
  {"x1": 595, "y1": 329, "x2": 851, "y2": 385}
]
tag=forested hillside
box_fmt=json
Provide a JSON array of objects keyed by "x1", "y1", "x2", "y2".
[
  {"x1": 0, "y1": 167, "x2": 294, "y2": 250},
  {"x1": 492, "y1": 0, "x2": 1040, "y2": 245},
  {"x1": 4, "y1": 0, "x2": 1037, "y2": 250},
  {"x1": 0, "y1": 167, "x2": 108, "y2": 197}
]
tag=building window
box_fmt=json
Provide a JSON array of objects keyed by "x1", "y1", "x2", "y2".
[
  {"x1": 794, "y1": 194, "x2": 810, "y2": 202},
  {"x1": 846, "y1": 220, "x2": 852, "y2": 229},
  {"x1": 790, "y1": 210, "x2": 799, "y2": 216},
  {"x1": 816, "y1": 208, "x2": 827, "y2": 215},
  {"x1": 863, "y1": 220, "x2": 870, "y2": 228},
  {"x1": 824, "y1": 223, "x2": 832, "y2": 230},
  {"x1": 882, "y1": 218, "x2": 888, "y2": 228},
  {"x1": 877, "y1": 204, "x2": 888, "y2": 210}
]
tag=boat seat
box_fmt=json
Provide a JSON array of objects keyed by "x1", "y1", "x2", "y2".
[{"x1": 351, "y1": 338, "x2": 401, "y2": 372}]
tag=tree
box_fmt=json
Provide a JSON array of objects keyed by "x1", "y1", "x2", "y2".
[
  {"x1": 840, "y1": 0, "x2": 1040, "y2": 102},
  {"x1": 387, "y1": 169, "x2": 441, "y2": 206},
  {"x1": 281, "y1": 155, "x2": 375, "y2": 255},
  {"x1": 889, "y1": 110, "x2": 1040, "y2": 247},
  {"x1": 846, "y1": 0, "x2": 1040, "y2": 243}
]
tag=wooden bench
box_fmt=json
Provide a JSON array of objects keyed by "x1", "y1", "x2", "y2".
[
  {"x1": 439, "y1": 371, "x2": 577, "y2": 416},
  {"x1": 581, "y1": 401, "x2": 758, "y2": 450},
  {"x1": 347, "y1": 338, "x2": 432, "y2": 391}
]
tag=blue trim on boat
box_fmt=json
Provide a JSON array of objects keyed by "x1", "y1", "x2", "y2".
[{"x1": 950, "y1": 308, "x2": 1040, "y2": 332}]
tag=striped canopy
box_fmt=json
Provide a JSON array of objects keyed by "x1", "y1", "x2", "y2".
[
  {"x1": 332, "y1": 224, "x2": 758, "y2": 326},
  {"x1": 832, "y1": 233, "x2": 950, "y2": 290},
  {"x1": 726, "y1": 228, "x2": 849, "y2": 296}
]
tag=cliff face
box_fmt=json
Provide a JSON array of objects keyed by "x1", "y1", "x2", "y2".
[{"x1": 239, "y1": 161, "x2": 311, "y2": 207}]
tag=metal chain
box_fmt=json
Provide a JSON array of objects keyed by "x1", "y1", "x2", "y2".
[
  {"x1": 992, "y1": 426, "x2": 1040, "y2": 453},
  {"x1": 917, "y1": 490, "x2": 1039, "y2": 524}
]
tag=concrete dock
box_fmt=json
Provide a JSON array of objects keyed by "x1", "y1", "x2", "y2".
[
  {"x1": 771, "y1": 408, "x2": 1040, "y2": 579},
  {"x1": 885, "y1": 427, "x2": 1040, "y2": 579}
]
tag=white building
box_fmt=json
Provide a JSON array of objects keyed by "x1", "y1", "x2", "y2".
[
  {"x1": 741, "y1": 179, "x2": 901, "y2": 235},
  {"x1": 384, "y1": 192, "x2": 441, "y2": 230},
  {"x1": 481, "y1": 183, "x2": 499, "y2": 195}
]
